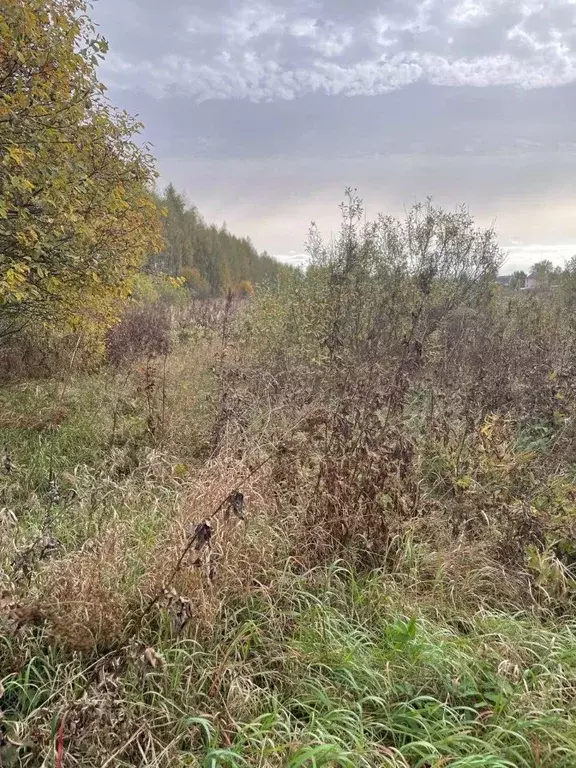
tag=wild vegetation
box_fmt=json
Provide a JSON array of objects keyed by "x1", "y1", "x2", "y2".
[
  {"x1": 3, "y1": 2, "x2": 576, "y2": 767},
  {"x1": 0, "y1": 0, "x2": 162, "y2": 336},
  {"x1": 2, "y1": 187, "x2": 576, "y2": 765}
]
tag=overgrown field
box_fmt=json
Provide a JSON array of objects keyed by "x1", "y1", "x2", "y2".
[{"x1": 3, "y1": 199, "x2": 576, "y2": 766}]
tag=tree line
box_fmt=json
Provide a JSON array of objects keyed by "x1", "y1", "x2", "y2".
[{"x1": 149, "y1": 184, "x2": 290, "y2": 298}]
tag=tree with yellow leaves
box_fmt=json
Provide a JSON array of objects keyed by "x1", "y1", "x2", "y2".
[{"x1": 0, "y1": 0, "x2": 163, "y2": 336}]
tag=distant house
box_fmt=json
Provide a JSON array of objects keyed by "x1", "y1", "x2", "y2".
[{"x1": 525, "y1": 273, "x2": 538, "y2": 290}]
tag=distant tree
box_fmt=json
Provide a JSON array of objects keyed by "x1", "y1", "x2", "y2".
[
  {"x1": 0, "y1": 0, "x2": 163, "y2": 335},
  {"x1": 181, "y1": 266, "x2": 210, "y2": 299},
  {"x1": 559, "y1": 255, "x2": 576, "y2": 315},
  {"x1": 531, "y1": 260, "x2": 555, "y2": 279},
  {"x1": 234, "y1": 280, "x2": 255, "y2": 298},
  {"x1": 149, "y1": 186, "x2": 292, "y2": 295}
]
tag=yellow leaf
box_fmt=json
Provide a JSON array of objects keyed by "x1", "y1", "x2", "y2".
[{"x1": 8, "y1": 145, "x2": 25, "y2": 165}]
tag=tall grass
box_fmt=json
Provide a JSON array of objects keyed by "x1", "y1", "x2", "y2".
[{"x1": 3, "y1": 565, "x2": 576, "y2": 766}]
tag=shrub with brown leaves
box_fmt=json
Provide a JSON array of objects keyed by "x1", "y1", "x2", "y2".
[{"x1": 107, "y1": 304, "x2": 172, "y2": 366}]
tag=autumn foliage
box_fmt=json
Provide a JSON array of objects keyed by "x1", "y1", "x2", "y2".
[{"x1": 0, "y1": 0, "x2": 163, "y2": 333}]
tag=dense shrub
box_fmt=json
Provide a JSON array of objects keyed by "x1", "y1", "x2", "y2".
[
  {"x1": 232, "y1": 193, "x2": 576, "y2": 588},
  {"x1": 106, "y1": 304, "x2": 172, "y2": 365}
]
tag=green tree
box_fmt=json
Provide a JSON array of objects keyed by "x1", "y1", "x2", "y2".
[
  {"x1": 181, "y1": 266, "x2": 211, "y2": 298},
  {"x1": 0, "y1": 0, "x2": 163, "y2": 335},
  {"x1": 530, "y1": 260, "x2": 557, "y2": 286},
  {"x1": 234, "y1": 279, "x2": 255, "y2": 298},
  {"x1": 150, "y1": 185, "x2": 291, "y2": 295}
]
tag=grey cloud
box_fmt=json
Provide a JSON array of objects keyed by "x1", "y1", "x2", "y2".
[
  {"x1": 94, "y1": 0, "x2": 576, "y2": 101},
  {"x1": 106, "y1": 78, "x2": 576, "y2": 266},
  {"x1": 116, "y1": 83, "x2": 576, "y2": 162}
]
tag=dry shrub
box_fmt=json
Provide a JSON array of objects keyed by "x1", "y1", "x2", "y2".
[
  {"x1": 21, "y1": 655, "x2": 150, "y2": 767},
  {"x1": 269, "y1": 381, "x2": 425, "y2": 570},
  {"x1": 61, "y1": 684, "x2": 139, "y2": 765},
  {"x1": 107, "y1": 303, "x2": 171, "y2": 366},
  {"x1": 12, "y1": 456, "x2": 276, "y2": 651},
  {"x1": 432, "y1": 295, "x2": 576, "y2": 423},
  {"x1": 140, "y1": 459, "x2": 277, "y2": 630},
  {"x1": 0, "y1": 405, "x2": 69, "y2": 431},
  {"x1": 176, "y1": 296, "x2": 240, "y2": 338},
  {"x1": 238, "y1": 329, "x2": 562, "y2": 607},
  {"x1": 429, "y1": 415, "x2": 545, "y2": 545},
  {"x1": 406, "y1": 537, "x2": 530, "y2": 610}
]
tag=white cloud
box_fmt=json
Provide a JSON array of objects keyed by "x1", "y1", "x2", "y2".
[
  {"x1": 97, "y1": 0, "x2": 576, "y2": 101},
  {"x1": 289, "y1": 17, "x2": 354, "y2": 57},
  {"x1": 224, "y1": 3, "x2": 286, "y2": 45},
  {"x1": 311, "y1": 26, "x2": 354, "y2": 58},
  {"x1": 274, "y1": 251, "x2": 308, "y2": 266},
  {"x1": 102, "y1": 46, "x2": 576, "y2": 101},
  {"x1": 449, "y1": 0, "x2": 492, "y2": 26}
]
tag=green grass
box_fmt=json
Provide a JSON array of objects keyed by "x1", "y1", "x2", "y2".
[
  {"x1": 0, "y1": 373, "x2": 114, "y2": 477},
  {"x1": 2, "y1": 565, "x2": 576, "y2": 766}
]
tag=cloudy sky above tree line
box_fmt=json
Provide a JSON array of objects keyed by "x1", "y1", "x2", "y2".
[{"x1": 92, "y1": 0, "x2": 576, "y2": 271}]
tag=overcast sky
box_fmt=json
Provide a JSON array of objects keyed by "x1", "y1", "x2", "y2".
[{"x1": 92, "y1": 0, "x2": 576, "y2": 272}]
